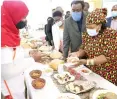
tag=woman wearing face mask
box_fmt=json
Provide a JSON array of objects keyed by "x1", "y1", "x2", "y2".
[
  {"x1": 1, "y1": 1, "x2": 43, "y2": 99},
  {"x1": 68, "y1": 8, "x2": 117, "y2": 85},
  {"x1": 106, "y1": 4, "x2": 117, "y2": 31},
  {"x1": 52, "y1": 11, "x2": 64, "y2": 52}
]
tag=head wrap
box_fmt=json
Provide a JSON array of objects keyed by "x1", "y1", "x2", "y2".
[
  {"x1": 86, "y1": 8, "x2": 107, "y2": 25},
  {"x1": 1, "y1": 0, "x2": 29, "y2": 47}
]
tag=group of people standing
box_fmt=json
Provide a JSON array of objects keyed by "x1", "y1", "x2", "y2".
[
  {"x1": 1, "y1": 0, "x2": 117, "y2": 99},
  {"x1": 45, "y1": 0, "x2": 117, "y2": 86},
  {"x1": 45, "y1": 1, "x2": 90, "y2": 53}
]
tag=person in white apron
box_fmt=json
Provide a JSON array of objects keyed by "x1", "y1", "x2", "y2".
[
  {"x1": 1, "y1": 1, "x2": 30, "y2": 99},
  {"x1": 52, "y1": 11, "x2": 64, "y2": 52}
]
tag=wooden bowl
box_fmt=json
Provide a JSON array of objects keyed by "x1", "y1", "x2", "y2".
[
  {"x1": 32, "y1": 78, "x2": 46, "y2": 89},
  {"x1": 30, "y1": 70, "x2": 42, "y2": 79}
]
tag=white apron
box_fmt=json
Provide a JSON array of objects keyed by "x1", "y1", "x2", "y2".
[{"x1": 1, "y1": 46, "x2": 34, "y2": 99}]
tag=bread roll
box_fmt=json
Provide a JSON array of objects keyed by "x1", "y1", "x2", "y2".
[{"x1": 49, "y1": 59, "x2": 64, "y2": 71}]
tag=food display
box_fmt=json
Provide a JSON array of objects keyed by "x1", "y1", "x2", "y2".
[
  {"x1": 38, "y1": 46, "x2": 51, "y2": 52},
  {"x1": 81, "y1": 69, "x2": 89, "y2": 73},
  {"x1": 50, "y1": 51, "x2": 63, "y2": 59},
  {"x1": 38, "y1": 54, "x2": 52, "y2": 64},
  {"x1": 32, "y1": 78, "x2": 46, "y2": 89},
  {"x1": 81, "y1": 68, "x2": 92, "y2": 75},
  {"x1": 30, "y1": 70, "x2": 42, "y2": 79},
  {"x1": 66, "y1": 81, "x2": 96, "y2": 94},
  {"x1": 54, "y1": 72, "x2": 75, "y2": 84},
  {"x1": 49, "y1": 59, "x2": 64, "y2": 71},
  {"x1": 97, "y1": 92, "x2": 117, "y2": 99},
  {"x1": 93, "y1": 90, "x2": 117, "y2": 99},
  {"x1": 21, "y1": 43, "x2": 32, "y2": 49}
]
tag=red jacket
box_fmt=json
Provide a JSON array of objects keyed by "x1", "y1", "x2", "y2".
[{"x1": 1, "y1": 0, "x2": 29, "y2": 47}]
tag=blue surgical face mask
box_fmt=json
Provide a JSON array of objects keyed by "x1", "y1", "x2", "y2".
[
  {"x1": 111, "y1": 11, "x2": 117, "y2": 17},
  {"x1": 71, "y1": 11, "x2": 82, "y2": 21}
]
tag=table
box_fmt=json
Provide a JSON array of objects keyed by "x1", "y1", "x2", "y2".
[{"x1": 24, "y1": 63, "x2": 117, "y2": 99}]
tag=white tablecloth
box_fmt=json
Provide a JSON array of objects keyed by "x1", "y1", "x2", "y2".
[{"x1": 24, "y1": 64, "x2": 117, "y2": 99}]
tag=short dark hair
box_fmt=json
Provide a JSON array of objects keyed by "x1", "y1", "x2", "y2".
[
  {"x1": 66, "y1": 11, "x2": 70, "y2": 13},
  {"x1": 84, "y1": 2, "x2": 90, "y2": 8},
  {"x1": 52, "y1": 11, "x2": 62, "y2": 17},
  {"x1": 71, "y1": 0, "x2": 85, "y2": 9}
]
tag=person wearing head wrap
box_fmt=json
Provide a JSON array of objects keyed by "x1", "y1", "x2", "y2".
[
  {"x1": 1, "y1": 1, "x2": 44, "y2": 99},
  {"x1": 68, "y1": 8, "x2": 117, "y2": 85},
  {"x1": 106, "y1": 4, "x2": 117, "y2": 31},
  {"x1": 1, "y1": 1, "x2": 29, "y2": 99},
  {"x1": 52, "y1": 11, "x2": 64, "y2": 52}
]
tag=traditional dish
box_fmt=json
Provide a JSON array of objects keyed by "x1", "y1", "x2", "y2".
[
  {"x1": 54, "y1": 72, "x2": 75, "y2": 84},
  {"x1": 30, "y1": 70, "x2": 42, "y2": 79},
  {"x1": 66, "y1": 81, "x2": 96, "y2": 94},
  {"x1": 49, "y1": 59, "x2": 64, "y2": 71},
  {"x1": 32, "y1": 78, "x2": 46, "y2": 89},
  {"x1": 97, "y1": 92, "x2": 117, "y2": 99}
]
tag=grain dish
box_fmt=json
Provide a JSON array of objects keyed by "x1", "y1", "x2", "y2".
[
  {"x1": 30, "y1": 70, "x2": 42, "y2": 79},
  {"x1": 32, "y1": 78, "x2": 46, "y2": 89}
]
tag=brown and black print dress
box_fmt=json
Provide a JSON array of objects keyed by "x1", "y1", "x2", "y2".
[{"x1": 80, "y1": 28, "x2": 117, "y2": 85}]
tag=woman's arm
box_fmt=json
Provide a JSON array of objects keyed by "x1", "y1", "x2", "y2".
[
  {"x1": 69, "y1": 49, "x2": 86, "y2": 58},
  {"x1": 69, "y1": 55, "x2": 107, "y2": 66}
]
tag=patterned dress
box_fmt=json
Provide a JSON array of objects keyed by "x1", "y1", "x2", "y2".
[{"x1": 80, "y1": 28, "x2": 117, "y2": 85}]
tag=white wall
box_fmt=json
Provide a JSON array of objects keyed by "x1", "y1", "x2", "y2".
[{"x1": 102, "y1": 0, "x2": 117, "y2": 17}]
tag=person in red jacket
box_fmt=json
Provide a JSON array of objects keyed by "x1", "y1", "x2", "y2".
[{"x1": 1, "y1": 1, "x2": 29, "y2": 99}]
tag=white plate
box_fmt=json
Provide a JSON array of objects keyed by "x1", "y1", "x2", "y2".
[
  {"x1": 80, "y1": 68, "x2": 92, "y2": 75},
  {"x1": 54, "y1": 72, "x2": 75, "y2": 84},
  {"x1": 66, "y1": 81, "x2": 96, "y2": 94},
  {"x1": 76, "y1": 67, "x2": 92, "y2": 75},
  {"x1": 56, "y1": 93, "x2": 81, "y2": 99},
  {"x1": 92, "y1": 90, "x2": 117, "y2": 99}
]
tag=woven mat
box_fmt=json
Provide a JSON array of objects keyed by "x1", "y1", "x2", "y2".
[{"x1": 51, "y1": 72, "x2": 103, "y2": 99}]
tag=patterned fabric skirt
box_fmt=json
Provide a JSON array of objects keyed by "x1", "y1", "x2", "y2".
[{"x1": 87, "y1": 65, "x2": 117, "y2": 86}]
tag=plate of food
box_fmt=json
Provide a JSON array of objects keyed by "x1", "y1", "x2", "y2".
[
  {"x1": 54, "y1": 72, "x2": 75, "y2": 84},
  {"x1": 56, "y1": 93, "x2": 81, "y2": 99},
  {"x1": 66, "y1": 80, "x2": 96, "y2": 94},
  {"x1": 32, "y1": 78, "x2": 46, "y2": 89},
  {"x1": 38, "y1": 55, "x2": 52, "y2": 64},
  {"x1": 80, "y1": 68, "x2": 92, "y2": 75},
  {"x1": 92, "y1": 90, "x2": 117, "y2": 99},
  {"x1": 38, "y1": 46, "x2": 51, "y2": 52},
  {"x1": 49, "y1": 59, "x2": 64, "y2": 71},
  {"x1": 29, "y1": 70, "x2": 42, "y2": 79},
  {"x1": 50, "y1": 51, "x2": 63, "y2": 59}
]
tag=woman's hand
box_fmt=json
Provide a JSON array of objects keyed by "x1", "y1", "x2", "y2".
[
  {"x1": 75, "y1": 59, "x2": 87, "y2": 66},
  {"x1": 67, "y1": 57, "x2": 79, "y2": 63},
  {"x1": 67, "y1": 58, "x2": 87, "y2": 67},
  {"x1": 68, "y1": 52, "x2": 78, "y2": 57}
]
